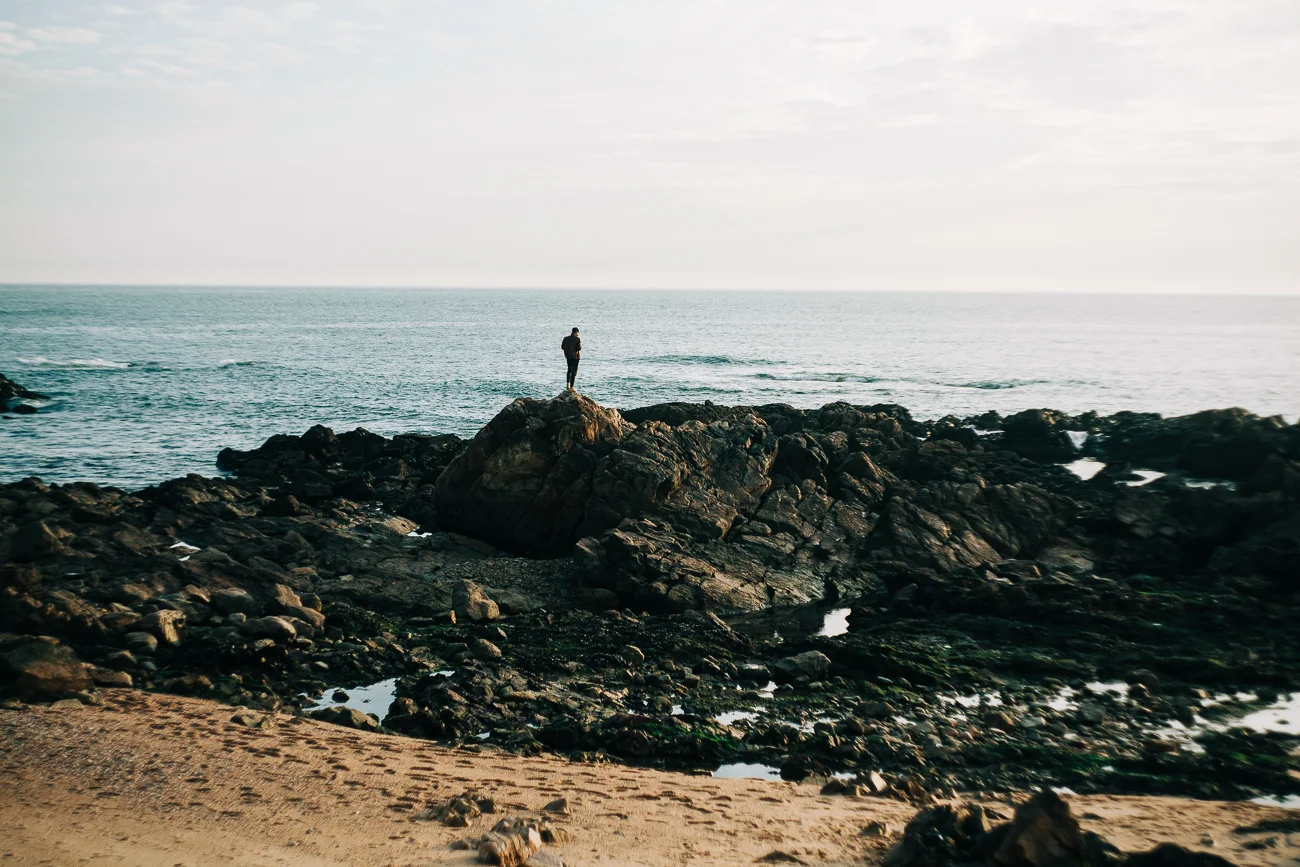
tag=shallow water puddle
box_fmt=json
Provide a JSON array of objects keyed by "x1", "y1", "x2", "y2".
[
  {"x1": 940, "y1": 692, "x2": 1004, "y2": 708},
  {"x1": 1124, "y1": 470, "x2": 1166, "y2": 487},
  {"x1": 714, "y1": 709, "x2": 760, "y2": 726},
  {"x1": 712, "y1": 762, "x2": 782, "y2": 781},
  {"x1": 816, "y1": 608, "x2": 851, "y2": 637},
  {"x1": 1253, "y1": 794, "x2": 1300, "y2": 809},
  {"x1": 304, "y1": 677, "x2": 398, "y2": 722},
  {"x1": 1185, "y1": 478, "x2": 1236, "y2": 491},
  {"x1": 1233, "y1": 691, "x2": 1300, "y2": 736},
  {"x1": 1063, "y1": 459, "x2": 1105, "y2": 481},
  {"x1": 1066, "y1": 431, "x2": 1089, "y2": 449}
]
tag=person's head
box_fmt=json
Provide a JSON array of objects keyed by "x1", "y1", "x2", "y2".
[{"x1": 571, "y1": 327, "x2": 579, "y2": 335}]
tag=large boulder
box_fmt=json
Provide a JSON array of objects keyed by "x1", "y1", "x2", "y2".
[
  {"x1": 999, "y1": 409, "x2": 1077, "y2": 462},
  {"x1": 434, "y1": 392, "x2": 632, "y2": 554},
  {"x1": 772, "y1": 650, "x2": 832, "y2": 682},
  {"x1": 0, "y1": 635, "x2": 93, "y2": 699},
  {"x1": 581, "y1": 411, "x2": 777, "y2": 540},
  {"x1": 1097, "y1": 408, "x2": 1298, "y2": 481}
]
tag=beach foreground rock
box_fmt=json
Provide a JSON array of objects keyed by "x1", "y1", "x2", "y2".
[{"x1": 885, "y1": 789, "x2": 1237, "y2": 867}]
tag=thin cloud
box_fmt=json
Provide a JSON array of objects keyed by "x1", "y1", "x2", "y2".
[{"x1": 26, "y1": 26, "x2": 102, "y2": 45}]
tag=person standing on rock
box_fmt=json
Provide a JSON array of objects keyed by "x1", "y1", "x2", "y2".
[{"x1": 561, "y1": 327, "x2": 582, "y2": 391}]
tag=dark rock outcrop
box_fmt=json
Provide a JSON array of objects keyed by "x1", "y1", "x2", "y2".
[
  {"x1": 217, "y1": 423, "x2": 464, "y2": 527},
  {"x1": 0, "y1": 372, "x2": 48, "y2": 412},
  {"x1": 434, "y1": 391, "x2": 631, "y2": 554},
  {"x1": 0, "y1": 634, "x2": 93, "y2": 699}
]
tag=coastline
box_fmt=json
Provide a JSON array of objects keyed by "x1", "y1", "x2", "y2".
[{"x1": 3, "y1": 385, "x2": 1299, "y2": 862}]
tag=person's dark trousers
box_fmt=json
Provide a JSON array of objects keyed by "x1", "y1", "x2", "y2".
[{"x1": 566, "y1": 358, "x2": 579, "y2": 388}]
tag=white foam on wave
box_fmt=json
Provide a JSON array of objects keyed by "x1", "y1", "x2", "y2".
[
  {"x1": 217, "y1": 359, "x2": 257, "y2": 367},
  {"x1": 16, "y1": 356, "x2": 130, "y2": 369}
]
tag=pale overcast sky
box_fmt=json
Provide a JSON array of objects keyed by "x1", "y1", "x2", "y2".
[{"x1": 1, "y1": 1, "x2": 1298, "y2": 292}]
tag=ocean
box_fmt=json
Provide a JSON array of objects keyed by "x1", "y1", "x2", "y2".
[{"x1": 2, "y1": 286, "x2": 1297, "y2": 490}]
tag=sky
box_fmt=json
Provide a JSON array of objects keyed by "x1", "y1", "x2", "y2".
[{"x1": 0, "y1": 1, "x2": 1298, "y2": 293}]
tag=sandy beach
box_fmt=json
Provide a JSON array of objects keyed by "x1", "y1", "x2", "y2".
[{"x1": 1, "y1": 690, "x2": 1295, "y2": 867}]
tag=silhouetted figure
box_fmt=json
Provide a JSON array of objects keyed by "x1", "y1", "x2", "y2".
[{"x1": 561, "y1": 327, "x2": 581, "y2": 391}]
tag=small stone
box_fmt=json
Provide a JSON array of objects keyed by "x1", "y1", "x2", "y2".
[
  {"x1": 310, "y1": 705, "x2": 380, "y2": 732},
  {"x1": 757, "y1": 852, "x2": 807, "y2": 864},
  {"x1": 138, "y1": 609, "x2": 185, "y2": 645},
  {"x1": 772, "y1": 651, "x2": 831, "y2": 682},
  {"x1": 1078, "y1": 702, "x2": 1106, "y2": 725},
  {"x1": 542, "y1": 797, "x2": 570, "y2": 815},
  {"x1": 210, "y1": 587, "x2": 259, "y2": 615},
  {"x1": 860, "y1": 820, "x2": 891, "y2": 837},
  {"x1": 470, "y1": 638, "x2": 503, "y2": 662},
  {"x1": 621, "y1": 645, "x2": 645, "y2": 665},
  {"x1": 332, "y1": 690, "x2": 349, "y2": 702},
  {"x1": 525, "y1": 852, "x2": 565, "y2": 867},
  {"x1": 240, "y1": 616, "x2": 297, "y2": 641},
  {"x1": 453, "y1": 580, "x2": 500, "y2": 622},
  {"x1": 91, "y1": 669, "x2": 133, "y2": 688}
]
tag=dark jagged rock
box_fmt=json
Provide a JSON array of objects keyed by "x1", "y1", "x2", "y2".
[
  {"x1": 2, "y1": 396, "x2": 1299, "y2": 803},
  {"x1": 434, "y1": 391, "x2": 631, "y2": 554},
  {"x1": 217, "y1": 423, "x2": 464, "y2": 527},
  {"x1": 0, "y1": 372, "x2": 48, "y2": 412},
  {"x1": 0, "y1": 634, "x2": 93, "y2": 699},
  {"x1": 1094, "y1": 408, "x2": 1297, "y2": 481},
  {"x1": 999, "y1": 409, "x2": 1079, "y2": 462}
]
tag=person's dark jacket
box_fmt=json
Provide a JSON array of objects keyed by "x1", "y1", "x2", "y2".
[{"x1": 562, "y1": 334, "x2": 581, "y2": 360}]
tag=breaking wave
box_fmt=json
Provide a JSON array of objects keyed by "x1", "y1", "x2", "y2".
[
  {"x1": 950, "y1": 379, "x2": 1051, "y2": 390},
  {"x1": 752, "y1": 372, "x2": 884, "y2": 384},
  {"x1": 638, "y1": 354, "x2": 780, "y2": 366},
  {"x1": 16, "y1": 356, "x2": 131, "y2": 369}
]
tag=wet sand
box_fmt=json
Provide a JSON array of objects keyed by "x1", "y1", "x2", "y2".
[{"x1": 1, "y1": 690, "x2": 1296, "y2": 866}]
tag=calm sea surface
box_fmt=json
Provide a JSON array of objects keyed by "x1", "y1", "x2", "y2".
[{"x1": 2, "y1": 287, "x2": 1297, "y2": 490}]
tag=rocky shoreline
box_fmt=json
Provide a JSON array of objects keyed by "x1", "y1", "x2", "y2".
[{"x1": 3, "y1": 388, "x2": 1298, "y2": 824}]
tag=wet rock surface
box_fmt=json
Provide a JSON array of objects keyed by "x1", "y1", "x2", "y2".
[
  {"x1": 2, "y1": 394, "x2": 1298, "y2": 807},
  {"x1": 0, "y1": 372, "x2": 49, "y2": 415}
]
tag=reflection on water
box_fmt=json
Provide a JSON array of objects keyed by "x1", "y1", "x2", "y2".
[
  {"x1": 1064, "y1": 459, "x2": 1105, "y2": 480},
  {"x1": 1124, "y1": 469, "x2": 1166, "y2": 487},
  {"x1": 1253, "y1": 794, "x2": 1300, "y2": 809},
  {"x1": 1234, "y1": 692, "x2": 1300, "y2": 736},
  {"x1": 816, "y1": 608, "x2": 851, "y2": 637},
  {"x1": 714, "y1": 709, "x2": 760, "y2": 726}
]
